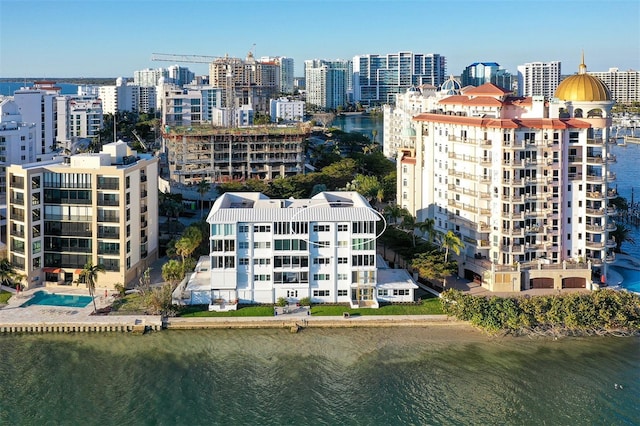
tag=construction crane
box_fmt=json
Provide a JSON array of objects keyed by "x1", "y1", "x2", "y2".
[{"x1": 151, "y1": 52, "x2": 238, "y2": 127}]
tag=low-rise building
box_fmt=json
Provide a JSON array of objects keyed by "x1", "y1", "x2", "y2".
[{"x1": 177, "y1": 191, "x2": 417, "y2": 309}]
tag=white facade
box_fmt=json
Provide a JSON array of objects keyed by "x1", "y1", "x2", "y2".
[
  {"x1": 160, "y1": 84, "x2": 223, "y2": 126},
  {"x1": 517, "y1": 61, "x2": 561, "y2": 98},
  {"x1": 6, "y1": 141, "x2": 159, "y2": 290},
  {"x1": 134, "y1": 68, "x2": 168, "y2": 87},
  {"x1": 198, "y1": 191, "x2": 416, "y2": 308},
  {"x1": 12, "y1": 81, "x2": 60, "y2": 161},
  {"x1": 304, "y1": 59, "x2": 351, "y2": 110},
  {"x1": 98, "y1": 78, "x2": 139, "y2": 115},
  {"x1": 0, "y1": 99, "x2": 37, "y2": 198},
  {"x1": 382, "y1": 84, "x2": 438, "y2": 159},
  {"x1": 270, "y1": 97, "x2": 304, "y2": 122},
  {"x1": 55, "y1": 96, "x2": 103, "y2": 151},
  {"x1": 588, "y1": 68, "x2": 640, "y2": 104},
  {"x1": 353, "y1": 52, "x2": 446, "y2": 106},
  {"x1": 397, "y1": 64, "x2": 614, "y2": 292}
]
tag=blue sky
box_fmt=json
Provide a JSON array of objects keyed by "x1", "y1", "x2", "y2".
[{"x1": 1, "y1": 0, "x2": 639, "y2": 78}]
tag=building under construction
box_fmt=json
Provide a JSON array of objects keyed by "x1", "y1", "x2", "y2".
[{"x1": 163, "y1": 124, "x2": 311, "y2": 185}]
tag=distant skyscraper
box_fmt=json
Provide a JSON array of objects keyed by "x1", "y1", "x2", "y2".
[
  {"x1": 461, "y1": 62, "x2": 513, "y2": 91},
  {"x1": 134, "y1": 68, "x2": 168, "y2": 87},
  {"x1": 167, "y1": 65, "x2": 195, "y2": 86},
  {"x1": 517, "y1": 61, "x2": 561, "y2": 98},
  {"x1": 353, "y1": 52, "x2": 446, "y2": 106},
  {"x1": 588, "y1": 68, "x2": 640, "y2": 104},
  {"x1": 304, "y1": 59, "x2": 351, "y2": 110},
  {"x1": 262, "y1": 56, "x2": 295, "y2": 94}
]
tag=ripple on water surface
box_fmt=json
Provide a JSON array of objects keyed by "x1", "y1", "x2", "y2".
[{"x1": 0, "y1": 328, "x2": 638, "y2": 425}]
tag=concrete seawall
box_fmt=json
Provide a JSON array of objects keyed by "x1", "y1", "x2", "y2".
[{"x1": 165, "y1": 315, "x2": 463, "y2": 331}]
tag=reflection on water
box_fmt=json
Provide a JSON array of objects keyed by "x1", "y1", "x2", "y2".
[{"x1": 0, "y1": 328, "x2": 638, "y2": 425}]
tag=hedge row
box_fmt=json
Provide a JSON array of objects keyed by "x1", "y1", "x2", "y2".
[{"x1": 441, "y1": 289, "x2": 640, "y2": 335}]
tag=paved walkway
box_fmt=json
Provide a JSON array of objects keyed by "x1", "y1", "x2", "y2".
[{"x1": 0, "y1": 284, "x2": 159, "y2": 324}]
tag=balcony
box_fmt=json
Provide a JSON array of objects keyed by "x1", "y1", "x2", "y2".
[
  {"x1": 10, "y1": 229, "x2": 24, "y2": 238},
  {"x1": 97, "y1": 216, "x2": 120, "y2": 223},
  {"x1": 98, "y1": 231, "x2": 120, "y2": 239},
  {"x1": 606, "y1": 239, "x2": 617, "y2": 249},
  {"x1": 503, "y1": 227, "x2": 524, "y2": 237},
  {"x1": 585, "y1": 240, "x2": 605, "y2": 250},
  {"x1": 141, "y1": 191, "x2": 148, "y2": 198},
  {"x1": 98, "y1": 199, "x2": 119, "y2": 206},
  {"x1": 586, "y1": 208, "x2": 605, "y2": 217},
  {"x1": 10, "y1": 197, "x2": 24, "y2": 206},
  {"x1": 140, "y1": 174, "x2": 148, "y2": 182},
  {"x1": 98, "y1": 248, "x2": 120, "y2": 255}
]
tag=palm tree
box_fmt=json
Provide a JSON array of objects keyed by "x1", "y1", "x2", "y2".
[
  {"x1": 0, "y1": 258, "x2": 19, "y2": 289},
  {"x1": 383, "y1": 204, "x2": 405, "y2": 228},
  {"x1": 417, "y1": 218, "x2": 436, "y2": 243},
  {"x1": 611, "y1": 223, "x2": 636, "y2": 253},
  {"x1": 197, "y1": 180, "x2": 211, "y2": 219},
  {"x1": 441, "y1": 230, "x2": 464, "y2": 263},
  {"x1": 79, "y1": 261, "x2": 106, "y2": 313}
]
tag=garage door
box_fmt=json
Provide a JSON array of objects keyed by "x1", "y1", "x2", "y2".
[
  {"x1": 530, "y1": 277, "x2": 554, "y2": 289},
  {"x1": 563, "y1": 277, "x2": 586, "y2": 288}
]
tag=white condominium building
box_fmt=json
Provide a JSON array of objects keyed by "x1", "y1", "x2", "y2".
[
  {"x1": 398, "y1": 57, "x2": 614, "y2": 292},
  {"x1": 270, "y1": 97, "x2": 305, "y2": 122},
  {"x1": 304, "y1": 59, "x2": 351, "y2": 110},
  {"x1": 55, "y1": 96, "x2": 103, "y2": 151},
  {"x1": 12, "y1": 81, "x2": 60, "y2": 161},
  {"x1": 7, "y1": 141, "x2": 159, "y2": 290},
  {"x1": 588, "y1": 68, "x2": 640, "y2": 104},
  {"x1": 353, "y1": 52, "x2": 446, "y2": 107},
  {"x1": 189, "y1": 191, "x2": 416, "y2": 309},
  {"x1": 0, "y1": 99, "x2": 37, "y2": 198},
  {"x1": 517, "y1": 61, "x2": 561, "y2": 98}
]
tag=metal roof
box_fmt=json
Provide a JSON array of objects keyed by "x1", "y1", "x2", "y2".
[{"x1": 208, "y1": 207, "x2": 380, "y2": 224}]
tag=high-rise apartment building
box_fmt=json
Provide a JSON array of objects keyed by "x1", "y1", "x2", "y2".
[
  {"x1": 461, "y1": 62, "x2": 513, "y2": 91},
  {"x1": 517, "y1": 61, "x2": 561, "y2": 98},
  {"x1": 13, "y1": 81, "x2": 60, "y2": 161},
  {"x1": 304, "y1": 59, "x2": 351, "y2": 110},
  {"x1": 588, "y1": 68, "x2": 640, "y2": 104},
  {"x1": 55, "y1": 96, "x2": 103, "y2": 151},
  {"x1": 396, "y1": 58, "x2": 614, "y2": 292},
  {"x1": 0, "y1": 99, "x2": 37, "y2": 199},
  {"x1": 159, "y1": 84, "x2": 223, "y2": 127},
  {"x1": 7, "y1": 141, "x2": 159, "y2": 290},
  {"x1": 134, "y1": 68, "x2": 168, "y2": 87},
  {"x1": 179, "y1": 191, "x2": 416, "y2": 309},
  {"x1": 353, "y1": 52, "x2": 446, "y2": 106},
  {"x1": 261, "y1": 56, "x2": 295, "y2": 94},
  {"x1": 167, "y1": 65, "x2": 195, "y2": 87},
  {"x1": 98, "y1": 78, "x2": 139, "y2": 115}
]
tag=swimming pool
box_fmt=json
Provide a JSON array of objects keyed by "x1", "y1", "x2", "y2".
[
  {"x1": 609, "y1": 266, "x2": 640, "y2": 293},
  {"x1": 20, "y1": 291, "x2": 93, "y2": 308}
]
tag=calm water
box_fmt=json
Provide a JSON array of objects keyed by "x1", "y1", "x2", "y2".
[
  {"x1": 0, "y1": 328, "x2": 638, "y2": 425},
  {"x1": 0, "y1": 81, "x2": 78, "y2": 96},
  {"x1": 332, "y1": 114, "x2": 384, "y2": 143}
]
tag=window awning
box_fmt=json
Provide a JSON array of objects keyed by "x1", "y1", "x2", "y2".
[{"x1": 43, "y1": 267, "x2": 62, "y2": 273}]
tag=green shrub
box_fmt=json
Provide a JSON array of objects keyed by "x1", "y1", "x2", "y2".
[
  {"x1": 276, "y1": 297, "x2": 288, "y2": 307},
  {"x1": 299, "y1": 297, "x2": 311, "y2": 306}
]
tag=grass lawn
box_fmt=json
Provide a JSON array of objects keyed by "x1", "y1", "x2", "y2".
[
  {"x1": 177, "y1": 297, "x2": 443, "y2": 317},
  {"x1": 311, "y1": 298, "x2": 443, "y2": 316},
  {"x1": 0, "y1": 290, "x2": 12, "y2": 304},
  {"x1": 110, "y1": 293, "x2": 147, "y2": 314},
  {"x1": 179, "y1": 305, "x2": 275, "y2": 317}
]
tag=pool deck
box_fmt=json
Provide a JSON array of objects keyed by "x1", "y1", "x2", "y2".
[{"x1": 0, "y1": 285, "x2": 162, "y2": 333}]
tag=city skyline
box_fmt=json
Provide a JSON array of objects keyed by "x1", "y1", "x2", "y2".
[{"x1": 1, "y1": 0, "x2": 639, "y2": 79}]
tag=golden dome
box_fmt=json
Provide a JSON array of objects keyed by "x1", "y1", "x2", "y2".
[{"x1": 554, "y1": 55, "x2": 611, "y2": 102}]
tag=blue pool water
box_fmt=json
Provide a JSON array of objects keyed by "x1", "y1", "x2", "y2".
[
  {"x1": 609, "y1": 266, "x2": 640, "y2": 293},
  {"x1": 20, "y1": 291, "x2": 93, "y2": 308}
]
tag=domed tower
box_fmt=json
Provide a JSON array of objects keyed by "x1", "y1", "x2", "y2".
[
  {"x1": 440, "y1": 75, "x2": 462, "y2": 96},
  {"x1": 555, "y1": 54, "x2": 616, "y2": 274}
]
